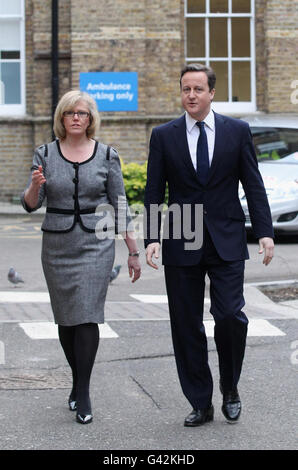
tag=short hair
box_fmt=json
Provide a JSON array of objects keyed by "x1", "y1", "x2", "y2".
[
  {"x1": 53, "y1": 90, "x2": 100, "y2": 140},
  {"x1": 180, "y1": 63, "x2": 216, "y2": 91}
]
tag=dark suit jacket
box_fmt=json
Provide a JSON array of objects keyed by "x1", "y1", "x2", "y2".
[{"x1": 144, "y1": 112, "x2": 274, "y2": 266}]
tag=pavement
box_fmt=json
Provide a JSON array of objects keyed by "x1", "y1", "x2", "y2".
[{"x1": 0, "y1": 201, "x2": 297, "y2": 453}]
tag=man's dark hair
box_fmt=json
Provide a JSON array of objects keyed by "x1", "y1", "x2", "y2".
[{"x1": 180, "y1": 63, "x2": 216, "y2": 91}]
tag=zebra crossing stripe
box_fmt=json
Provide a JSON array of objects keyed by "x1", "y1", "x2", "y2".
[
  {"x1": 203, "y1": 319, "x2": 285, "y2": 337},
  {"x1": 19, "y1": 322, "x2": 118, "y2": 339},
  {"x1": 0, "y1": 292, "x2": 50, "y2": 303},
  {"x1": 18, "y1": 319, "x2": 285, "y2": 339},
  {"x1": 1, "y1": 292, "x2": 287, "y2": 337},
  {"x1": 0, "y1": 341, "x2": 5, "y2": 364},
  {"x1": 130, "y1": 295, "x2": 285, "y2": 337},
  {"x1": 130, "y1": 294, "x2": 211, "y2": 304}
]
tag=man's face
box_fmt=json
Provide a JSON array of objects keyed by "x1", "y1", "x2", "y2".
[{"x1": 181, "y1": 71, "x2": 215, "y2": 121}]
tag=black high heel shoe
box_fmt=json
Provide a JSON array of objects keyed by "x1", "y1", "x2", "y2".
[
  {"x1": 68, "y1": 397, "x2": 77, "y2": 411},
  {"x1": 76, "y1": 412, "x2": 93, "y2": 424},
  {"x1": 76, "y1": 394, "x2": 92, "y2": 423}
]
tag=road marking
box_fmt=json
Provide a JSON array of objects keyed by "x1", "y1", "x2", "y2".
[
  {"x1": 0, "y1": 225, "x2": 27, "y2": 231},
  {"x1": 0, "y1": 341, "x2": 5, "y2": 364},
  {"x1": 0, "y1": 292, "x2": 288, "y2": 337},
  {"x1": 19, "y1": 322, "x2": 119, "y2": 339},
  {"x1": 18, "y1": 319, "x2": 285, "y2": 338},
  {"x1": 245, "y1": 279, "x2": 298, "y2": 287},
  {"x1": 0, "y1": 292, "x2": 50, "y2": 303},
  {"x1": 203, "y1": 319, "x2": 285, "y2": 337},
  {"x1": 130, "y1": 294, "x2": 168, "y2": 303},
  {"x1": 0, "y1": 292, "x2": 211, "y2": 304},
  {"x1": 130, "y1": 294, "x2": 211, "y2": 304}
]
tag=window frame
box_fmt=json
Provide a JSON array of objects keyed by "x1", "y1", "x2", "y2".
[
  {"x1": 0, "y1": 0, "x2": 26, "y2": 116},
  {"x1": 184, "y1": 0, "x2": 256, "y2": 113}
]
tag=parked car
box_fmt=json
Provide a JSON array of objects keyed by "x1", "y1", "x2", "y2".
[{"x1": 239, "y1": 114, "x2": 298, "y2": 234}]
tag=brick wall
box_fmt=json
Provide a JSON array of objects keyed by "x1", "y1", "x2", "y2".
[
  {"x1": 0, "y1": 120, "x2": 33, "y2": 200},
  {"x1": 70, "y1": 0, "x2": 183, "y2": 162},
  {"x1": 0, "y1": 0, "x2": 297, "y2": 201},
  {"x1": 265, "y1": 0, "x2": 298, "y2": 112}
]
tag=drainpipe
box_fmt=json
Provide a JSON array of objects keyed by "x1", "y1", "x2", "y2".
[{"x1": 51, "y1": 0, "x2": 59, "y2": 139}]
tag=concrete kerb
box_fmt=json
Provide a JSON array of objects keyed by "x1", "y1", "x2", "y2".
[{"x1": 0, "y1": 201, "x2": 46, "y2": 216}]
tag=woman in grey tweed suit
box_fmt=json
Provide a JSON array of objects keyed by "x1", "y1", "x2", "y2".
[{"x1": 22, "y1": 90, "x2": 141, "y2": 424}]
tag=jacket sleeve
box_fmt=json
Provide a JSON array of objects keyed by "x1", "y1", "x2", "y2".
[
  {"x1": 106, "y1": 147, "x2": 132, "y2": 234},
  {"x1": 239, "y1": 123, "x2": 274, "y2": 239},
  {"x1": 143, "y1": 128, "x2": 167, "y2": 247},
  {"x1": 20, "y1": 145, "x2": 47, "y2": 213}
]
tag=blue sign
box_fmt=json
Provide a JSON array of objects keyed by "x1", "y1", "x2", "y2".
[{"x1": 80, "y1": 72, "x2": 138, "y2": 112}]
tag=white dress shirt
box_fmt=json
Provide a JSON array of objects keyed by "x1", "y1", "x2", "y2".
[{"x1": 185, "y1": 109, "x2": 215, "y2": 171}]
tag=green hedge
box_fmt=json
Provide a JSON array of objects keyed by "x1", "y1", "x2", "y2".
[
  {"x1": 121, "y1": 159, "x2": 168, "y2": 209},
  {"x1": 121, "y1": 160, "x2": 148, "y2": 206}
]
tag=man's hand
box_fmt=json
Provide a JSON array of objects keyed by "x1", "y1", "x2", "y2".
[
  {"x1": 145, "y1": 242, "x2": 160, "y2": 269},
  {"x1": 258, "y1": 237, "x2": 274, "y2": 265}
]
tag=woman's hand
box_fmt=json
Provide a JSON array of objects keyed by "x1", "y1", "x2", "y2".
[
  {"x1": 24, "y1": 165, "x2": 46, "y2": 209},
  {"x1": 128, "y1": 255, "x2": 141, "y2": 283},
  {"x1": 31, "y1": 165, "x2": 46, "y2": 190}
]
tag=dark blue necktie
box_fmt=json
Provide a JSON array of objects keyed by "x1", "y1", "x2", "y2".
[{"x1": 196, "y1": 121, "x2": 209, "y2": 185}]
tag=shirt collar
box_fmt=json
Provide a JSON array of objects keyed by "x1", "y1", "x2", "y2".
[{"x1": 185, "y1": 109, "x2": 215, "y2": 133}]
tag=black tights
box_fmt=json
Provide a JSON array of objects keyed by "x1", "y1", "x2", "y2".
[{"x1": 58, "y1": 323, "x2": 99, "y2": 415}]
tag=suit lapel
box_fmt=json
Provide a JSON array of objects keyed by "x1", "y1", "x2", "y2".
[
  {"x1": 206, "y1": 112, "x2": 226, "y2": 183},
  {"x1": 172, "y1": 114, "x2": 198, "y2": 180},
  {"x1": 172, "y1": 112, "x2": 228, "y2": 185}
]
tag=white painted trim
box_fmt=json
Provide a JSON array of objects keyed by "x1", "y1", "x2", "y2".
[
  {"x1": 212, "y1": 102, "x2": 256, "y2": 113},
  {"x1": 228, "y1": 13, "x2": 232, "y2": 102},
  {"x1": 0, "y1": 0, "x2": 25, "y2": 116},
  {"x1": 250, "y1": 0, "x2": 256, "y2": 111},
  {"x1": 185, "y1": 0, "x2": 256, "y2": 111}
]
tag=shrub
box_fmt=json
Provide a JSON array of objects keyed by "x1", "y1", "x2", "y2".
[
  {"x1": 121, "y1": 159, "x2": 148, "y2": 206},
  {"x1": 120, "y1": 159, "x2": 168, "y2": 210}
]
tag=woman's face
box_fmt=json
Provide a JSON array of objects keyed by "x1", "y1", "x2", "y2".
[{"x1": 62, "y1": 99, "x2": 91, "y2": 137}]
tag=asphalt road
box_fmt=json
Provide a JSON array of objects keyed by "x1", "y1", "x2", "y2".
[{"x1": 0, "y1": 215, "x2": 297, "y2": 452}]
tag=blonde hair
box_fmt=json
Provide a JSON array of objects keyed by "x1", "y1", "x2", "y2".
[{"x1": 53, "y1": 90, "x2": 100, "y2": 140}]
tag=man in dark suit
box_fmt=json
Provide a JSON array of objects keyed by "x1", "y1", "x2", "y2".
[{"x1": 144, "y1": 64, "x2": 274, "y2": 426}]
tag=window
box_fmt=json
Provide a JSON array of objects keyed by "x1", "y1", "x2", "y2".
[
  {"x1": 185, "y1": 0, "x2": 256, "y2": 113},
  {"x1": 250, "y1": 127, "x2": 298, "y2": 162},
  {"x1": 0, "y1": 0, "x2": 25, "y2": 115}
]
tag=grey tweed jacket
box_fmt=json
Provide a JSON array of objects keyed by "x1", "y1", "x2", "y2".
[{"x1": 21, "y1": 140, "x2": 132, "y2": 235}]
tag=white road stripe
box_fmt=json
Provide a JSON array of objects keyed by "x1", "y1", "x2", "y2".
[
  {"x1": 203, "y1": 319, "x2": 285, "y2": 337},
  {"x1": 0, "y1": 292, "x2": 210, "y2": 305},
  {"x1": 0, "y1": 341, "x2": 5, "y2": 364},
  {"x1": 130, "y1": 294, "x2": 168, "y2": 303},
  {"x1": 0, "y1": 292, "x2": 288, "y2": 337},
  {"x1": 130, "y1": 294, "x2": 211, "y2": 304},
  {"x1": 18, "y1": 319, "x2": 285, "y2": 338},
  {"x1": 19, "y1": 322, "x2": 119, "y2": 339},
  {"x1": 0, "y1": 292, "x2": 50, "y2": 303},
  {"x1": 245, "y1": 279, "x2": 298, "y2": 287}
]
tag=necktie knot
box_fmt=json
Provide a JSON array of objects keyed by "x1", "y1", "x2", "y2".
[{"x1": 196, "y1": 121, "x2": 205, "y2": 130}]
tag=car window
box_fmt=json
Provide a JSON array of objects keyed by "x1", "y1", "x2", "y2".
[{"x1": 250, "y1": 127, "x2": 298, "y2": 162}]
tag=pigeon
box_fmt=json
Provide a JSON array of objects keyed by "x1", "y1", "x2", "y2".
[
  {"x1": 109, "y1": 264, "x2": 121, "y2": 283},
  {"x1": 8, "y1": 267, "x2": 24, "y2": 286}
]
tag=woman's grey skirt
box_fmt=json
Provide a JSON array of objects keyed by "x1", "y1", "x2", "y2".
[{"x1": 41, "y1": 224, "x2": 115, "y2": 326}]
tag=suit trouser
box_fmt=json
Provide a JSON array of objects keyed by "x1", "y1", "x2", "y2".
[{"x1": 164, "y1": 230, "x2": 248, "y2": 410}]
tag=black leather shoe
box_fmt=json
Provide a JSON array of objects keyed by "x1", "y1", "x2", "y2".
[
  {"x1": 221, "y1": 389, "x2": 241, "y2": 423},
  {"x1": 184, "y1": 405, "x2": 214, "y2": 427}
]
